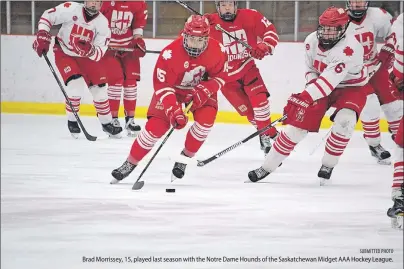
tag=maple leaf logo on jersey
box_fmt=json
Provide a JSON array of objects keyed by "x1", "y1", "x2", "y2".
[
  {"x1": 162, "y1": 50, "x2": 172, "y2": 60},
  {"x1": 343, "y1": 46, "x2": 354, "y2": 57}
]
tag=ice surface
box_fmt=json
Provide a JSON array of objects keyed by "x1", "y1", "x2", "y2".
[{"x1": 1, "y1": 114, "x2": 403, "y2": 269}]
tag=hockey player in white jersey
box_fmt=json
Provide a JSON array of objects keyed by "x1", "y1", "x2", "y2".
[
  {"x1": 387, "y1": 13, "x2": 403, "y2": 230},
  {"x1": 32, "y1": 1, "x2": 122, "y2": 138},
  {"x1": 248, "y1": 7, "x2": 372, "y2": 184},
  {"x1": 346, "y1": 0, "x2": 403, "y2": 165}
]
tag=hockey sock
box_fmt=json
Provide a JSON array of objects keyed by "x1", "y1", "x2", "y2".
[
  {"x1": 392, "y1": 145, "x2": 404, "y2": 190},
  {"x1": 322, "y1": 109, "x2": 356, "y2": 167},
  {"x1": 65, "y1": 97, "x2": 81, "y2": 122},
  {"x1": 65, "y1": 76, "x2": 86, "y2": 122},
  {"x1": 263, "y1": 126, "x2": 307, "y2": 172},
  {"x1": 123, "y1": 83, "x2": 137, "y2": 118},
  {"x1": 360, "y1": 93, "x2": 381, "y2": 146},
  {"x1": 183, "y1": 106, "x2": 216, "y2": 157},
  {"x1": 382, "y1": 100, "x2": 403, "y2": 136},
  {"x1": 90, "y1": 85, "x2": 112, "y2": 124},
  {"x1": 250, "y1": 93, "x2": 277, "y2": 137},
  {"x1": 107, "y1": 84, "x2": 122, "y2": 118},
  {"x1": 128, "y1": 117, "x2": 170, "y2": 164}
]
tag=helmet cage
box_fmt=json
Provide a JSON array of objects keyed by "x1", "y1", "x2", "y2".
[
  {"x1": 317, "y1": 23, "x2": 349, "y2": 50},
  {"x1": 346, "y1": 0, "x2": 369, "y2": 19},
  {"x1": 183, "y1": 34, "x2": 209, "y2": 57}
]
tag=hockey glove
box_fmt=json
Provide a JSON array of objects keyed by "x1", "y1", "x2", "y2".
[
  {"x1": 166, "y1": 104, "x2": 188, "y2": 130},
  {"x1": 131, "y1": 38, "x2": 146, "y2": 58},
  {"x1": 378, "y1": 44, "x2": 395, "y2": 70},
  {"x1": 250, "y1": 42, "x2": 271, "y2": 60},
  {"x1": 390, "y1": 71, "x2": 404, "y2": 92},
  {"x1": 72, "y1": 38, "x2": 95, "y2": 58},
  {"x1": 32, "y1": 30, "x2": 51, "y2": 57},
  {"x1": 189, "y1": 84, "x2": 214, "y2": 110},
  {"x1": 283, "y1": 92, "x2": 312, "y2": 124}
]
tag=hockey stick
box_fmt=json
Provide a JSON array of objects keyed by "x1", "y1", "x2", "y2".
[
  {"x1": 109, "y1": 46, "x2": 161, "y2": 54},
  {"x1": 43, "y1": 54, "x2": 97, "y2": 141},
  {"x1": 132, "y1": 102, "x2": 193, "y2": 190},
  {"x1": 197, "y1": 115, "x2": 287, "y2": 167},
  {"x1": 309, "y1": 127, "x2": 332, "y2": 155},
  {"x1": 175, "y1": 0, "x2": 251, "y2": 49}
]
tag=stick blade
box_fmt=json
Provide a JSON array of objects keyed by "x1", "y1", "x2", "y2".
[
  {"x1": 196, "y1": 160, "x2": 205, "y2": 167},
  {"x1": 132, "y1": 181, "x2": 145, "y2": 190}
]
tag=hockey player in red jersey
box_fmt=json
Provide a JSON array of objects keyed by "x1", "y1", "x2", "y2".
[
  {"x1": 387, "y1": 13, "x2": 403, "y2": 229},
  {"x1": 100, "y1": 1, "x2": 148, "y2": 136},
  {"x1": 248, "y1": 7, "x2": 372, "y2": 184},
  {"x1": 346, "y1": 0, "x2": 403, "y2": 165},
  {"x1": 204, "y1": 1, "x2": 279, "y2": 155},
  {"x1": 32, "y1": 1, "x2": 122, "y2": 138},
  {"x1": 111, "y1": 15, "x2": 228, "y2": 183}
]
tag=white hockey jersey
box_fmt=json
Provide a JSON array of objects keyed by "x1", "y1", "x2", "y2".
[
  {"x1": 391, "y1": 13, "x2": 403, "y2": 79},
  {"x1": 346, "y1": 7, "x2": 393, "y2": 74},
  {"x1": 38, "y1": 2, "x2": 111, "y2": 62},
  {"x1": 304, "y1": 32, "x2": 368, "y2": 102}
]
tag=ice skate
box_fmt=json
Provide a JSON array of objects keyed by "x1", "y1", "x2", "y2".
[
  {"x1": 387, "y1": 187, "x2": 404, "y2": 230},
  {"x1": 102, "y1": 120, "x2": 123, "y2": 138},
  {"x1": 111, "y1": 160, "x2": 137, "y2": 184},
  {"x1": 318, "y1": 165, "x2": 333, "y2": 186},
  {"x1": 248, "y1": 167, "x2": 270, "y2": 182},
  {"x1": 68, "y1": 120, "x2": 81, "y2": 139},
  {"x1": 369, "y1": 144, "x2": 391, "y2": 165},
  {"x1": 125, "y1": 116, "x2": 141, "y2": 137},
  {"x1": 171, "y1": 152, "x2": 190, "y2": 182}
]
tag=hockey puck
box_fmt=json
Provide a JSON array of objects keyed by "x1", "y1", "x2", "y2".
[{"x1": 166, "y1": 188, "x2": 176, "y2": 193}]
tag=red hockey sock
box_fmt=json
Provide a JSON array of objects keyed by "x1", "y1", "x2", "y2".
[
  {"x1": 107, "y1": 84, "x2": 122, "y2": 118},
  {"x1": 123, "y1": 85, "x2": 137, "y2": 117},
  {"x1": 273, "y1": 131, "x2": 298, "y2": 156},
  {"x1": 249, "y1": 94, "x2": 277, "y2": 137},
  {"x1": 361, "y1": 119, "x2": 381, "y2": 146},
  {"x1": 128, "y1": 117, "x2": 170, "y2": 164}
]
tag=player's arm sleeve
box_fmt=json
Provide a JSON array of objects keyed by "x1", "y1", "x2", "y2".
[
  {"x1": 132, "y1": 1, "x2": 148, "y2": 36},
  {"x1": 38, "y1": 2, "x2": 75, "y2": 32},
  {"x1": 89, "y1": 21, "x2": 111, "y2": 62},
  {"x1": 393, "y1": 35, "x2": 403, "y2": 79},
  {"x1": 153, "y1": 56, "x2": 178, "y2": 108},
  {"x1": 304, "y1": 44, "x2": 318, "y2": 84},
  {"x1": 253, "y1": 10, "x2": 279, "y2": 55},
  {"x1": 305, "y1": 55, "x2": 354, "y2": 102},
  {"x1": 376, "y1": 9, "x2": 394, "y2": 44},
  {"x1": 199, "y1": 48, "x2": 228, "y2": 94}
]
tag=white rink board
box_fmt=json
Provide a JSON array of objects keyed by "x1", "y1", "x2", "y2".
[
  {"x1": 0, "y1": 35, "x2": 384, "y2": 117},
  {"x1": 1, "y1": 114, "x2": 402, "y2": 269}
]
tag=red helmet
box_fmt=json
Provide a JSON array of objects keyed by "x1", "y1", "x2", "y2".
[
  {"x1": 183, "y1": 15, "x2": 210, "y2": 57},
  {"x1": 317, "y1": 7, "x2": 350, "y2": 50}
]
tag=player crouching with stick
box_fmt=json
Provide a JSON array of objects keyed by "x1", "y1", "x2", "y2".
[
  {"x1": 111, "y1": 15, "x2": 229, "y2": 184},
  {"x1": 248, "y1": 7, "x2": 373, "y2": 186}
]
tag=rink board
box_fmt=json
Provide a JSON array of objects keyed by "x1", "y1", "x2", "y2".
[{"x1": 0, "y1": 101, "x2": 390, "y2": 131}]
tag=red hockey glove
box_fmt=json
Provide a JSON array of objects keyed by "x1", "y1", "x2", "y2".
[
  {"x1": 390, "y1": 71, "x2": 404, "y2": 92},
  {"x1": 250, "y1": 42, "x2": 270, "y2": 60},
  {"x1": 378, "y1": 44, "x2": 395, "y2": 70},
  {"x1": 32, "y1": 30, "x2": 51, "y2": 57},
  {"x1": 131, "y1": 38, "x2": 146, "y2": 58},
  {"x1": 166, "y1": 103, "x2": 188, "y2": 130},
  {"x1": 72, "y1": 38, "x2": 95, "y2": 58},
  {"x1": 189, "y1": 84, "x2": 214, "y2": 110},
  {"x1": 283, "y1": 92, "x2": 312, "y2": 124}
]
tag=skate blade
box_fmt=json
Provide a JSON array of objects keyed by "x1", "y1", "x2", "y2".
[
  {"x1": 171, "y1": 174, "x2": 180, "y2": 183},
  {"x1": 70, "y1": 133, "x2": 80, "y2": 139},
  {"x1": 110, "y1": 178, "x2": 120, "y2": 184},
  {"x1": 105, "y1": 132, "x2": 123, "y2": 139},
  {"x1": 391, "y1": 216, "x2": 403, "y2": 230},
  {"x1": 319, "y1": 178, "x2": 332, "y2": 186},
  {"x1": 126, "y1": 130, "x2": 140, "y2": 137},
  {"x1": 377, "y1": 158, "x2": 391, "y2": 165}
]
